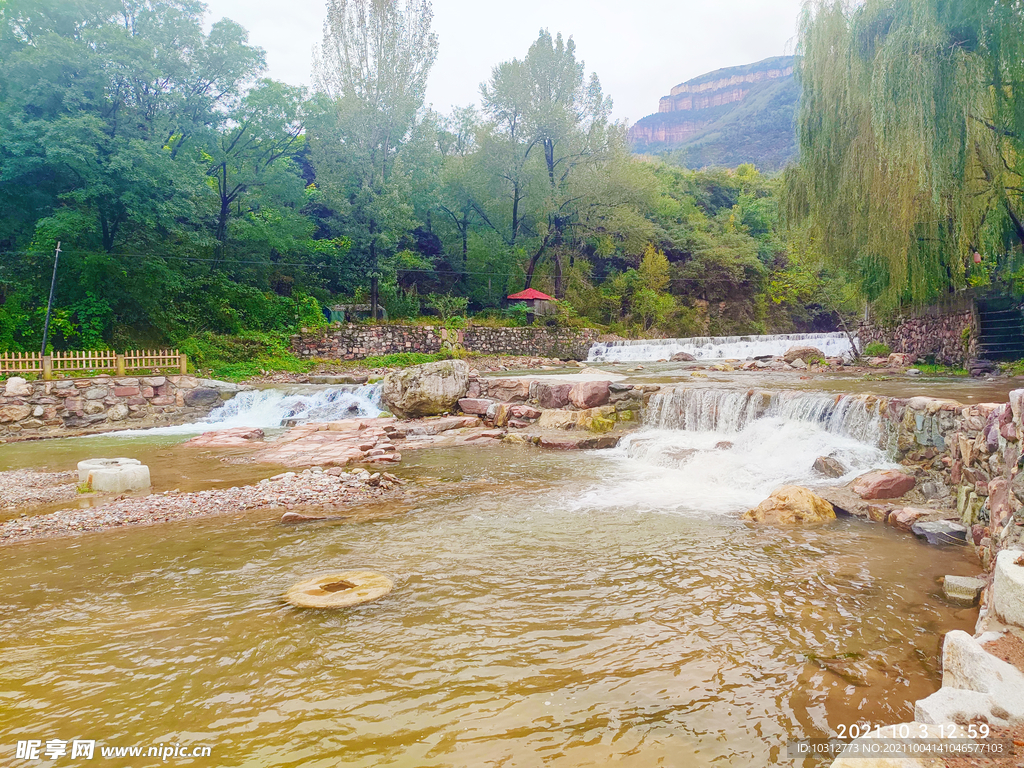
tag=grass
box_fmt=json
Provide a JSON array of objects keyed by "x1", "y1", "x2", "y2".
[{"x1": 913, "y1": 363, "x2": 969, "y2": 377}]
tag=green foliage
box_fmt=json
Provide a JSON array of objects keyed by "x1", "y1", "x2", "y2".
[
  {"x1": 177, "y1": 331, "x2": 315, "y2": 382},
  {"x1": 863, "y1": 342, "x2": 892, "y2": 357},
  {"x1": 426, "y1": 293, "x2": 469, "y2": 322}
]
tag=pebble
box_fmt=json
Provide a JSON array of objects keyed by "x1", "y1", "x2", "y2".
[{"x1": 0, "y1": 470, "x2": 79, "y2": 511}]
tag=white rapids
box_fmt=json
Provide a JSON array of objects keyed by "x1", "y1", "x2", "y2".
[
  {"x1": 96, "y1": 384, "x2": 384, "y2": 438},
  {"x1": 587, "y1": 332, "x2": 858, "y2": 362},
  {"x1": 577, "y1": 387, "x2": 894, "y2": 516}
]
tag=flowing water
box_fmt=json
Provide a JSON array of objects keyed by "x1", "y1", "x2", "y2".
[
  {"x1": 0, "y1": 382, "x2": 982, "y2": 767},
  {"x1": 588, "y1": 333, "x2": 857, "y2": 363}
]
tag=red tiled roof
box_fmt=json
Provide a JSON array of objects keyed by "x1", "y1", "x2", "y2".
[{"x1": 507, "y1": 289, "x2": 555, "y2": 301}]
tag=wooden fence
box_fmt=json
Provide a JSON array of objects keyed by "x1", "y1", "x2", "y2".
[{"x1": 0, "y1": 349, "x2": 187, "y2": 380}]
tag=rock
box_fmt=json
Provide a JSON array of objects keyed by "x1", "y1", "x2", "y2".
[
  {"x1": 888, "y1": 353, "x2": 915, "y2": 367},
  {"x1": 783, "y1": 346, "x2": 824, "y2": 364},
  {"x1": 915, "y1": 630, "x2": 1024, "y2": 727},
  {"x1": 790, "y1": 358, "x2": 808, "y2": 370},
  {"x1": 535, "y1": 382, "x2": 572, "y2": 410},
  {"x1": 920, "y1": 480, "x2": 948, "y2": 500},
  {"x1": 510, "y1": 404, "x2": 541, "y2": 420},
  {"x1": 182, "y1": 388, "x2": 223, "y2": 407},
  {"x1": 969, "y1": 358, "x2": 999, "y2": 377},
  {"x1": 671, "y1": 352, "x2": 696, "y2": 362},
  {"x1": 911, "y1": 520, "x2": 968, "y2": 546},
  {"x1": 457, "y1": 398, "x2": 494, "y2": 415},
  {"x1": 84, "y1": 387, "x2": 108, "y2": 400},
  {"x1": 851, "y1": 470, "x2": 916, "y2": 500},
  {"x1": 889, "y1": 507, "x2": 929, "y2": 532},
  {"x1": 381, "y1": 359, "x2": 470, "y2": 418},
  {"x1": 988, "y1": 477, "x2": 1012, "y2": 529},
  {"x1": 906, "y1": 368, "x2": 922, "y2": 376},
  {"x1": 538, "y1": 435, "x2": 619, "y2": 450},
  {"x1": 813, "y1": 456, "x2": 847, "y2": 478},
  {"x1": 742, "y1": 486, "x2": 836, "y2": 524},
  {"x1": 485, "y1": 378, "x2": 532, "y2": 403},
  {"x1": 992, "y1": 549, "x2": 1024, "y2": 629},
  {"x1": 3, "y1": 377, "x2": 32, "y2": 397},
  {"x1": 568, "y1": 380, "x2": 611, "y2": 409},
  {"x1": 107, "y1": 403, "x2": 130, "y2": 422},
  {"x1": 185, "y1": 427, "x2": 265, "y2": 447},
  {"x1": 942, "y1": 575, "x2": 986, "y2": 606},
  {"x1": 0, "y1": 405, "x2": 31, "y2": 423}
]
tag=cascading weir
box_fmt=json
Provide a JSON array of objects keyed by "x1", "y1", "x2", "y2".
[
  {"x1": 588, "y1": 332, "x2": 857, "y2": 362},
  {"x1": 644, "y1": 387, "x2": 893, "y2": 447}
]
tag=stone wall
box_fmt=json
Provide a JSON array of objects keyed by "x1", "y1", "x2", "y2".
[
  {"x1": 858, "y1": 306, "x2": 979, "y2": 366},
  {"x1": 292, "y1": 325, "x2": 601, "y2": 361},
  {"x1": 0, "y1": 375, "x2": 229, "y2": 441}
]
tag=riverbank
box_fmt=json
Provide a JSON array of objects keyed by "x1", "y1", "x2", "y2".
[{"x1": 0, "y1": 467, "x2": 403, "y2": 545}]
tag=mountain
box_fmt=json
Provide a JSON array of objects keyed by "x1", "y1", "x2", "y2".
[{"x1": 629, "y1": 56, "x2": 799, "y2": 172}]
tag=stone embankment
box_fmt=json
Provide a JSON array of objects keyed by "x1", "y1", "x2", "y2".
[
  {"x1": 0, "y1": 467, "x2": 400, "y2": 544},
  {"x1": 291, "y1": 324, "x2": 600, "y2": 361},
  {"x1": 858, "y1": 304, "x2": 978, "y2": 366},
  {"x1": 0, "y1": 375, "x2": 243, "y2": 441}
]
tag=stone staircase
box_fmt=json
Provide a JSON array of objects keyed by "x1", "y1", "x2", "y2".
[{"x1": 976, "y1": 297, "x2": 1024, "y2": 361}]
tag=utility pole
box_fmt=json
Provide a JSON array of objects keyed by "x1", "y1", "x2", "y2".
[
  {"x1": 40, "y1": 242, "x2": 61, "y2": 356},
  {"x1": 370, "y1": 275, "x2": 379, "y2": 322}
]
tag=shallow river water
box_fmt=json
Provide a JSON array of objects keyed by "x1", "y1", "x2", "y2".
[{"x1": 0, "y1": 434, "x2": 979, "y2": 767}]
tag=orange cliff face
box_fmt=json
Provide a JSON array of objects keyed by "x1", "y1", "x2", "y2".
[{"x1": 629, "y1": 56, "x2": 797, "y2": 152}]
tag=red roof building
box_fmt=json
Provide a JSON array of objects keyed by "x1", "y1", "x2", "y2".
[
  {"x1": 507, "y1": 288, "x2": 556, "y2": 317},
  {"x1": 506, "y1": 288, "x2": 555, "y2": 301}
]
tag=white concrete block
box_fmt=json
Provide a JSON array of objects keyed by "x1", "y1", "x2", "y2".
[
  {"x1": 77, "y1": 458, "x2": 150, "y2": 493},
  {"x1": 992, "y1": 549, "x2": 1024, "y2": 628}
]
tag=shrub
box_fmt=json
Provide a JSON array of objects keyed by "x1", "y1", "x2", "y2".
[{"x1": 863, "y1": 342, "x2": 891, "y2": 357}]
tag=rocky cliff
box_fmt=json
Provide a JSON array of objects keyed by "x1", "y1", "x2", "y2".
[{"x1": 630, "y1": 56, "x2": 799, "y2": 172}]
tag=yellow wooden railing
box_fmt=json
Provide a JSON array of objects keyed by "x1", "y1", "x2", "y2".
[{"x1": 0, "y1": 349, "x2": 188, "y2": 379}]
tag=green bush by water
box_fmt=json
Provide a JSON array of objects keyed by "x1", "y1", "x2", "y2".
[{"x1": 863, "y1": 342, "x2": 892, "y2": 357}]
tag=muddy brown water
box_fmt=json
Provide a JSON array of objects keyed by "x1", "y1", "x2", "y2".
[{"x1": 0, "y1": 439, "x2": 980, "y2": 767}]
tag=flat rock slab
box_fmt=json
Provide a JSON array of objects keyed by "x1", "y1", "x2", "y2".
[
  {"x1": 912, "y1": 520, "x2": 968, "y2": 546},
  {"x1": 942, "y1": 575, "x2": 985, "y2": 606},
  {"x1": 538, "y1": 435, "x2": 620, "y2": 450},
  {"x1": 186, "y1": 427, "x2": 265, "y2": 447}
]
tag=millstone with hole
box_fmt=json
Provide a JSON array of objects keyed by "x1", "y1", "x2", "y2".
[{"x1": 285, "y1": 570, "x2": 393, "y2": 608}]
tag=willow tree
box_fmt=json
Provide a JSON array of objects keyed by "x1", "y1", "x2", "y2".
[{"x1": 786, "y1": 0, "x2": 1024, "y2": 312}]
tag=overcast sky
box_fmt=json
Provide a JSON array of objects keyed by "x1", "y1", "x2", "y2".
[{"x1": 202, "y1": 0, "x2": 806, "y2": 124}]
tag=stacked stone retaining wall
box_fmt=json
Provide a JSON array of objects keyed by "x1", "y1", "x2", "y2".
[
  {"x1": 0, "y1": 375, "x2": 228, "y2": 441},
  {"x1": 292, "y1": 325, "x2": 600, "y2": 361},
  {"x1": 858, "y1": 308, "x2": 979, "y2": 366}
]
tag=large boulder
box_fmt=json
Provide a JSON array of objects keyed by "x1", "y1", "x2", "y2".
[
  {"x1": 783, "y1": 346, "x2": 825, "y2": 364},
  {"x1": 382, "y1": 360, "x2": 470, "y2": 418},
  {"x1": 851, "y1": 469, "x2": 916, "y2": 500},
  {"x1": 183, "y1": 387, "x2": 222, "y2": 407},
  {"x1": 671, "y1": 352, "x2": 696, "y2": 362},
  {"x1": 569, "y1": 380, "x2": 611, "y2": 409},
  {"x1": 743, "y1": 486, "x2": 836, "y2": 524},
  {"x1": 535, "y1": 382, "x2": 572, "y2": 409}
]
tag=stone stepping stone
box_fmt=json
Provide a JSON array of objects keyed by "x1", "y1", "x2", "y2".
[{"x1": 285, "y1": 571, "x2": 393, "y2": 609}]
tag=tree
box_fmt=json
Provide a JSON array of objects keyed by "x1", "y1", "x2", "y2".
[
  {"x1": 479, "y1": 30, "x2": 614, "y2": 297},
  {"x1": 785, "y1": 0, "x2": 1024, "y2": 313},
  {"x1": 310, "y1": 0, "x2": 438, "y2": 288}
]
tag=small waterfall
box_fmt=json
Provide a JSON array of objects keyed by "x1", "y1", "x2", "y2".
[
  {"x1": 104, "y1": 384, "x2": 384, "y2": 438},
  {"x1": 203, "y1": 384, "x2": 384, "y2": 429},
  {"x1": 578, "y1": 386, "x2": 895, "y2": 516},
  {"x1": 644, "y1": 387, "x2": 888, "y2": 446},
  {"x1": 587, "y1": 332, "x2": 857, "y2": 362}
]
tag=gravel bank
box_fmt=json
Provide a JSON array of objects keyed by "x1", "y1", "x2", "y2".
[
  {"x1": 0, "y1": 468, "x2": 401, "y2": 544},
  {"x1": 0, "y1": 470, "x2": 79, "y2": 511}
]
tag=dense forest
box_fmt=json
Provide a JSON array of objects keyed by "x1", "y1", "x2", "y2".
[{"x1": 0, "y1": 0, "x2": 851, "y2": 356}]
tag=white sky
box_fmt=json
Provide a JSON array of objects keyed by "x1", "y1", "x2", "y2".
[{"x1": 203, "y1": 0, "x2": 806, "y2": 124}]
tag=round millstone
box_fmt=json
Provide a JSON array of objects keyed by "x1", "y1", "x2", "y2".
[{"x1": 285, "y1": 571, "x2": 394, "y2": 609}]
